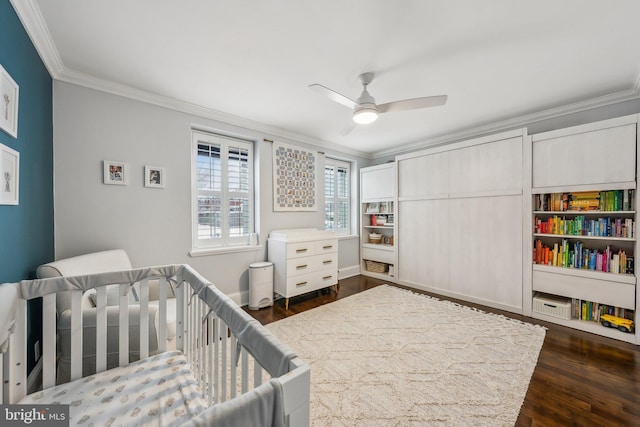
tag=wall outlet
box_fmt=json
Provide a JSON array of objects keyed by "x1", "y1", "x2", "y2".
[{"x1": 34, "y1": 340, "x2": 40, "y2": 361}]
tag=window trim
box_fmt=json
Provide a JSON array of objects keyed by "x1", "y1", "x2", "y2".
[
  {"x1": 324, "y1": 157, "x2": 352, "y2": 236},
  {"x1": 191, "y1": 130, "x2": 255, "y2": 251}
]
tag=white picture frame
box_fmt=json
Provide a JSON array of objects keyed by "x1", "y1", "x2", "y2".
[
  {"x1": 0, "y1": 65, "x2": 19, "y2": 138},
  {"x1": 144, "y1": 165, "x2": 165, "y2": 188},
  {"x1": 103, "y1": 160, "x2": 129, "y2": 185},
  {"x1": 366, "y1": 202, "x2": 379, "y2": 213},
  {"x1": 0, "y1": 142, "x2": 19, "y2": 205}
]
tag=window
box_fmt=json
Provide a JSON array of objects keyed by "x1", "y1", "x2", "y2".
[
  {"x1": 192, "y1": 131, "x2": 254, "y2": 249},
  {"x1": 324, "y1": 158, "x2": 350, "y2": 235}
]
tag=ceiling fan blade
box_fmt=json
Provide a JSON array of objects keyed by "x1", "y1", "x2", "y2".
[
  {"x1": 377, "y1": 95, "x2": 447, "y2": 114},
  {"x1": 340, "y1": 120, "x2": 357, "y2": 136},
  {"x1": 308, "y1": 84, "x2": 359, "y2": 110}
]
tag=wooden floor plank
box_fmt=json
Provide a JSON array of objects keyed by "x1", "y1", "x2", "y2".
[{"x1": 245, "y1": 275, "x2": 640, "y2": 426}]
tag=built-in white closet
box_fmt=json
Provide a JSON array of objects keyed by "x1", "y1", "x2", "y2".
[{"x1": 394, "y1": 129, "x2": 528, "y2": 314}]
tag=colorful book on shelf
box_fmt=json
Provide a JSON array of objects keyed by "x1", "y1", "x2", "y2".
[
  {"x1": 534, "y1": 215, "x2": 635, "y2": 238},
  {"x1": 533, "y1": 240, "x2": 632, "y2": 274},
  {"x1": 537, "y1": 190, "x2": 635, "y2": 212},
  {"x1": 571, "y1": 298, "x2": 634, "y2": 321}
]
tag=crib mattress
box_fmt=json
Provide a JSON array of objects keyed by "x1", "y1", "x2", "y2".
[{"x1": 20, "y1": 350, "x2": 207, "y2": 427}]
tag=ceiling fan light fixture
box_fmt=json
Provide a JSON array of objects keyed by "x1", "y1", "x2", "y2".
[{"x1": 353, "y1": 106, "x2": 378, "y2": 124}]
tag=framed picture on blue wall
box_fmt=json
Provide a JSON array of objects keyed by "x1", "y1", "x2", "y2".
[
  {"x1": 0, "y1": 65, "x2": 19, "y2": 138},
  {"x1": 0, "y1": 142, "x2": 19, "y2": 205}
]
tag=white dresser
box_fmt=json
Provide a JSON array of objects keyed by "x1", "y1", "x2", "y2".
[{"x1": 268, "y1": 229, "x2": 338, "y2": 309}]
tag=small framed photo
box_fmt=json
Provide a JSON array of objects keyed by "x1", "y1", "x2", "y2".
[
  {"x1": 366, "y1": 202, "x2": 379, "y2": 213},
  {"x1": 103, "y1": 160, "x2": 129, "y2": 185},
  {"x1": 379, "y1": 201, "x2": 389, "y2": 213},
  {"x1": 0, "y1": 142, "x2": 19, "y2": 205},
  {"x1": 0, "y1": 65, "x2": 19, "y2": 138},
  {"x1": 144, "y1": 165, "x2": 165, "y2": 188}
]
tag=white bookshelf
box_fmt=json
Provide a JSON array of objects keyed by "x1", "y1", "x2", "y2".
[
  {"x1": 360, "y1": 163, "x2": 398, "y2": 280},
  {"x1": 530, "y1": 114, "x2": 639, "y2": 344}
]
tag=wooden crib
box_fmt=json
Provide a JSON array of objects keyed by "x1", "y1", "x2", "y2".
[{"x1": 0, "y1": 264, "x2": 310, "y2": 426}]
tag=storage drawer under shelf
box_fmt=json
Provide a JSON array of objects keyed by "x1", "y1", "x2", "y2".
[
  {"x1": 532, "y1": 267, "x2": 636, "y2": 310},
  {"x1": 362, "y1": 246, "x2": 395, "y2": 264}
]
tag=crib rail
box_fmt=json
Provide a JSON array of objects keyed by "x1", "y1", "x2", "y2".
[{"x1": 1, "y1": 264, "x2": 310, "y2": 426}]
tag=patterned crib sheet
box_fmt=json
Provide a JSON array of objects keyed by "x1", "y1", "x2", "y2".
[{"x1": 20, "y1": 350, "x2": 207, "y2": 427}]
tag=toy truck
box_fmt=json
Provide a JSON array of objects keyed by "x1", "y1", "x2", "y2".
[{"x1": 600, "y1": 314, "x2": 635, "y2": 333}]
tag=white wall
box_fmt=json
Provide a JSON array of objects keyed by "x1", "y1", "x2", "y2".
[{"x1": 53, "y1": 82, "x2": 369, "y2": 302}]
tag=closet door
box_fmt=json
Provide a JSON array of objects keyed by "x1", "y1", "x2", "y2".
[
  {"x1": 398, "y1": 151, "x2": 449, "y2": 199},
  {"x1": 361, "y1": 163, "x2": 396, "y2": 202},
  {"x1": 448, "y1": 195, "x2": 523, "y2": 310},
  {"x1": 396, "y1": 129, "x2": 525, "y2": 313},
  {"x1": 398, "y1": 199, "x2": 450, "y2": 290},
  {"x1": 532, "y1": 121, "x2": 635, "y2": 189},
  {"x1": 449, "y1": 136, "x2": 523, "y2": 196}
]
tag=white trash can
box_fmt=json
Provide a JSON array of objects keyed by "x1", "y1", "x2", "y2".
[{"x1": 249, "y1": 261, "x2": 274, "y2": 310}]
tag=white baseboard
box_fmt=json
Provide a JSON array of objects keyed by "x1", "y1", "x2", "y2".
[
  {"x1": 398, "y1": 279, "x2": 524, "y2": 315},
  {"x1": 229, "y1": 290, "x2": 249, "y2": 307},
  {"x1": 338, "y1": 265, "x2": 360, "y2": 280}
]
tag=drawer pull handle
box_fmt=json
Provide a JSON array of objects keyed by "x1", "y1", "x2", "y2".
[
  {"x1": 296, "y1": 248, "x2": 308, "y2": 253},
  {"x1": 323, "y1": 245, "x2": 333, "y2": 249},
  {"x1": 323, "y1": 260, "x2": 333, "y2": 265},
  {"x1": 296, "y1": 264, "x2": 308, "y2": 270},
  {"x1": 296, "y1": 281, "x2": 308, "y2": 287},
  {"x1": 322, "y1": 275, "x2": 333, "y2": 280}
]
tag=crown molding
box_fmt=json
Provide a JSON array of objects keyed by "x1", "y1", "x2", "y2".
[
  {"x1": 371, "y1": 84, "x2": 640, "y2": 160},
  {"x1": 10, "y1": 0, "x2": 64, "y2": 77},
  {"x1": 56, "y1": 68, "x2": 372, "y2": 160}
]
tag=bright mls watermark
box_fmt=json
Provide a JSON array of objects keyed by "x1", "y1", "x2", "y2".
[{"x1": 0, "y1": 405, "x2": 69, "y2": 426}]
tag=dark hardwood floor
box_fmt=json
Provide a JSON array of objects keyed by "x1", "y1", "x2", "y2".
[{"x1": 245, "y1": 275, "x2": 640, "y2": 427}]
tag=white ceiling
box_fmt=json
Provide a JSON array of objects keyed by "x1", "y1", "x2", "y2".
[{"x1": 13, "y1": 0, "x2": 640, "y2": 157}]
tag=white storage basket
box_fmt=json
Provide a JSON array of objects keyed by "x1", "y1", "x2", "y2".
[{"x1": 533, "y1": 293, "x2": 572, "y2": 320}]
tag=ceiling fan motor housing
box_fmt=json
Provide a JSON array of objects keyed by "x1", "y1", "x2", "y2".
[
  {"x1": 353, "y1": 86, "x2": 378, "y2": 124},
  {"x1": 353, "y1": 103, "x2": 378, "y2": 124}
]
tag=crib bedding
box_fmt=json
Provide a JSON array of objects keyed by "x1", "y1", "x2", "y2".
[{"x1": 19, "y1": 350, "x2": 206, "y2": 427}]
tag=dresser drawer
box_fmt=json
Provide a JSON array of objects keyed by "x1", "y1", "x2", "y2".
[
  {"x1": 286, "y1": 241, "x2": 316, "y2": 258},
  {"x1": 315, "y1": 239, "x2": 338, "y2": 254},
  {"x1": 285, "y1": 252, "x2": 338, "y2": 277},
  {"x1": 285, "y1": 270, "x2": 338, "y2": 296}
]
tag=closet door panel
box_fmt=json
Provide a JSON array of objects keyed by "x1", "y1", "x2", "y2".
[
  {"x1": 532, "y1": 123, "x2": 636, "y2": 189},
  {"x1": 449, "y1": 137, "x2": 522, "y2": 195},
  {"x1": 398, "y1": 199, "x2": 450, "y2": 289},
  {"x1": 361, "y1": 163, "x2": 395, "y2": 202},
  {"x1": 448, "y1": 195, "x2": 523, "y2": 309},
  {"x1": 398, "y1": 152, "x2": 449, "y2": 199}
]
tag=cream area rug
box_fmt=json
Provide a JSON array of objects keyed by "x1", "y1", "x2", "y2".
[{"x1": 266, "y1": 285, "x2": 546, "y2": 427}]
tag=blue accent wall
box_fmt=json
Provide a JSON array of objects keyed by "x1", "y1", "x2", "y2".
[
  {"x1": 1, "y1": 0, "x2": 53, "y2": 372},
  {"x1": 0, "y1": 0, "x2": 54, "y2": 282}
]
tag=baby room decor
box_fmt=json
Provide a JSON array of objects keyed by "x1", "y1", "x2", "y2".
[{"x1": 273, "y1": 141, "x2": 317, "y2": 211}]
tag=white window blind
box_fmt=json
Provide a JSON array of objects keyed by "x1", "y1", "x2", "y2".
[
  {"x1": 192, "y1": 131, "x2": 253, "y2": 248},
  {"x1": 324, "y1": 158, "x2": 350, "y2": 234}
]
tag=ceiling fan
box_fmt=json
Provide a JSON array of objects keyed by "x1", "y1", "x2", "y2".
[{"x1": 308, "y1": 72, "x2": 447, "y2": 133}]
